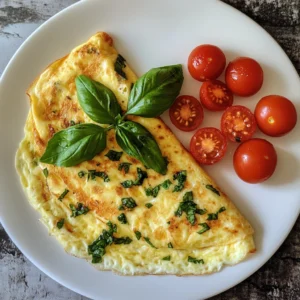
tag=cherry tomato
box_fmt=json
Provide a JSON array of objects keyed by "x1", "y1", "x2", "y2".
[
  {"x1": 200, "y1": 80, "x2": 233, "y2": 111},
  {"x1": 188, "y1": 44, "x2": 226, "y2": 82},
  {"x1": 225, "y1": 57, "x2": 263, "y2": 97},
  {"x1": 233, "y1": 138, "x2": 277, "y2": 183},
  {"x1": 254, "y1": 95, "x2": 297, "y2": 137},
  {"x1": 221, "y1": 105, "x2": 256, "y2": 143},
  {"x1": 190, "y1": 127, "x2": 227, "y2": 165},
  {"x1": 169, "y1": 95, "x2": 204, "y2": 132}
]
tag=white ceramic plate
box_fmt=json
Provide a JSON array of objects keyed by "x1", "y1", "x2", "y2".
[{"x1": 0, "y1": 0, "x2": 299, "y2": 299}]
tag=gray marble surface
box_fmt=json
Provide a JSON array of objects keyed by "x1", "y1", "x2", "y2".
[{"x1": 0, "y1": 0, "x2": 299, "y2": 299}]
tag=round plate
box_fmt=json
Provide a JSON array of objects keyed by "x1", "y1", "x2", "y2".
[{"x1": 0, "y1": 0, "x2": 299, "y2": 299}]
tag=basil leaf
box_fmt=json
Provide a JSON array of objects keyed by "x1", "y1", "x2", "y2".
[
  {"x1": 75, "y1": 75, "x2": 121, "y2": 124},
  {"x1": 116, "y1": 121, "x2": 167, "y2": 174},
  {"x1": 126, "y1": 65, "x2": 183, "y2": 117},
  {"x1": 40, "y1": 124, "x2": 106, "y2": 167}
]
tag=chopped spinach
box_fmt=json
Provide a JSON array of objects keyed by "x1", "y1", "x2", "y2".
[
  {"x1": 119, "y1": 197, "x2": 137, "y2": 210},
  {"x1": 121, "y1": 168, "x2": 148, "y2": 188},
  {"x1": 56, "y1": 218, "x2": 64, "y2": 229},
  {"x1": 70, "y1": 202, "x2": 89, "y2": 217},
  {"x1": 114, "y1": 54, "x2": 127, "y2": 79},
  {"x1": 88, "y1": 170, "x2": 110, "y2": 182},
  {"x1": 58, "y1": 189, "x2": 69, "y2": 201},
  {"x1": 198, "y1": 223, "x2": 210, "y2": 234},
  {"x1": 205, "y1": 184, "x2": 220, "y2": 196},
  {"x1": 118, "y1": 162, "x2": 132, "y2": 174},
  {"x1": 135, "y1": 231, "x2": 142, "y2": 240},
  {"x1": 78, "y1": 170, "x2": 86, "y2": 178},
  {"x1": 188, "y1": 256, "x2": 204, "y2": 264},
  {"x1": 173, "y1": 170, "x2": 187, "y2": 192},
  {"x1": 105, "y1": 150, "x2": 123, "y2": 161},
  {"x1": 118, "y1": 213, "x2": 127, "y2": 224},
  {"x1": 162, "y1": 255, "x2": 171, "y2": 261},
  {"x1": 167, "y1": 242, "x2": 173, "y2": 248},
  {"x1": 175, "y1": 191, "x2": 206, "y2": 225},
  {"x1": 145, "y1": 203, "x2": 153, "y2": 209},
  {"x1": 161, "y1": 179, "x2": 172, "y2": 189},
  {"x1": 88, "y1": 221, "x2": 131, "y2": 263},
  {"x1": 207, "y1": 206, "x2": 226, "y2": 221},
  {"x1": 43, "y1": 168, "x2": 48, "y2": 178},
  {"x1": 144, "y1": 237, "x2": 157, "y2": 249}
]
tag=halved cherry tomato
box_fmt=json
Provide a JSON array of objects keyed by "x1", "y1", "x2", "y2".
[
  {"x1": 221, "y1": 105, "x2": 256, "y2": 142},
  {"x1": 225, "y1": 57, "x2": 263, "y2": 97},
  {"x1": 188, "y1": 44, "x2": 226, "y2": 82},
  {"x1": 200, "y1": 80, "x2": 233, "y2": 111},
  {"x1": 169, "y1": 95, "x2": 204, "y2": 132},
  {"x1": 233, "y1": 138, "x2": 277, "y2": 183},
  {"x1": 190, "y1": 127, "x2": 227, "y2": 165},
  {"x1": 255, "y1": 95, "x2": 297, "y2": 137}
]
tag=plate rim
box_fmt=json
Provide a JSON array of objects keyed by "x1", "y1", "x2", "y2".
[{"x1": 0, "y1": 0, "x2": 299, "y2": 299}]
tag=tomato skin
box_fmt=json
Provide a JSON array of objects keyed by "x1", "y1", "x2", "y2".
[
  {"x1": 169, "y1": 95, "x2": 204, "y2": 132},
  {"x1": 200, "y1": 80, "x2": 234, "y2": 111},
  {"x1": 190, "y1": 127, "x2": 227, "y2": 165},
  {"x1": 254, "y1": 95, "x2": 297, "y2": 137},
  {"x1": 188, "y1": 45, "x2": 226, "y2": 82},
  {"x1": 233, "y1": 138, "x2": 277, "y2": 184},
  {"x1": 225, "y1": 57, "x2": 263, "y2": 97},
  {"x1": 221, "y1": 105, "x2": 257, "y2": 143}
]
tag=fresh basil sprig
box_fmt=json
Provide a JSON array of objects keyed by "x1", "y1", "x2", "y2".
[
  {"x1": 76, "y1": 75, "x2": 121, "y2": 124},
  {"x1": 40, "y1": 124, "x2": 106, "y2": 167},
  {"x1": 116, "y1": 121, "x2": 167, "y2": 174},
  {"x1": 40, "y1": 64, "x2": 183, "y2": 174},
  {"x1": 126, "y1": 65, "x2": 183, "y2": 117}
]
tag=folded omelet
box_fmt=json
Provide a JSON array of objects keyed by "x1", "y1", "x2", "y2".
[{"x1": 16, "y1": 32, "x2": 255, "y2": 275}]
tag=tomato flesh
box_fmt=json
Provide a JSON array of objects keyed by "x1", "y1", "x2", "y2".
[
  {"x1": 169, "y1": 95, "x2": 204, "y2": 132},
  {"x1": 221, "y1": 105, "x2": 256, "y2": 142},
  {"x1": 190, "y1": 127, "x2": 227, "y2": 165},
  {"x1": 255, "y1": 95, "x2": 297, "y2": 137},
  {"x1": 200, "y1": 80, "x2": 233, "y2": 111},
  {"x1": 188, "y1": 44, "x2": 226, "y2": 82},
  {"x1": 225, "y1": 57, "x2": 263, "y2": 97},
  {"x1": 233, "y1": 138, "x2": 277, "y2": 183}
]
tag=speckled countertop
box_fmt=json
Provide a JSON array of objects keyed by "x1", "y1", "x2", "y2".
[{"x1": 0, "y1": 1, "x2": 299, "y2": 299}]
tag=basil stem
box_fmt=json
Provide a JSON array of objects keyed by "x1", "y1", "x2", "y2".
[
  {"x1": 126, "y1": 65, "x2": 183, "y2": 117},
  {"x1": 40, "y1": 124, "x2": 106, "y2": 167},
  {"x1": 115, "y1": 121, "x2": 167, "y2": 175}
]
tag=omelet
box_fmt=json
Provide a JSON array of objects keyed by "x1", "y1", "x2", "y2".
[{"x1": 16, "y1": 32, "x2": 255, "y2": 275}]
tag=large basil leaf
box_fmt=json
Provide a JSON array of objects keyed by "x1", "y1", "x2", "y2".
[
  {"x1": 75, "y1": 75, "x2": 121, "y2": 124},
  {"x1": 40, "y1": 124, "x2": 106, "y2": 167},
  {"x1": 115, "y1": 121, "x2": 167, "y2": 175},
  {"x1": 126, "y1": 65, "x2": 183, "y2": 117}
]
